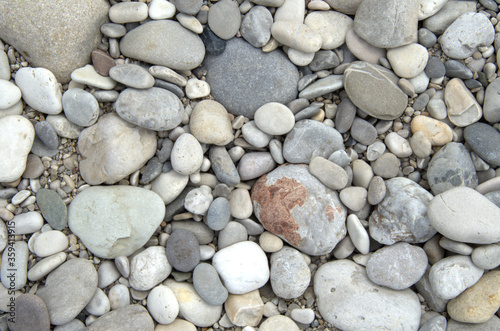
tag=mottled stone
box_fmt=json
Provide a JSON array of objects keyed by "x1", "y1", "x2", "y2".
[{"x1": 464, "y1": 122, "x2": 500, "y2": 167}]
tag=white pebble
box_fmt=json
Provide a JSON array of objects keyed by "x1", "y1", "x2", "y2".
[{"x1": 33, "y1": 230, "x2": 68, "y2": 257}]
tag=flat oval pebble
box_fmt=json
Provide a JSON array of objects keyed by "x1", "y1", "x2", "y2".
[
  {"x1": 36, "y1": 188, "x2": 68, "y2": 230},
  {"x1": 120, "y1": 20, "x2": 205, "y2": 71},
  {"x1": 238, "y1": 152, "x2": 276, "y2": 181},
  {"x1": 114, "y1": 87, "x2": 183, "y2": 131},
  {"x1": 166, "y1": 229, "x2": 200, "y2": 272},
  {"x1": 206, "y1": 197, "x2": 231, "y2": 231},
  {"x1": 15, "y1": 67, "x2": 62, "y2": 114},
  {"x1": 252, "y1": 164, "x2": 347, "y2": 255},
  {"x1": 464, "y1": 122, "x2": 500, "y2": 167},
  {"x1": 428, "y1": 187, "x2": 500, "y2": 244},
  {"x1": 309, "y1": 156, "x2": 348, "y2": 190},
  {"x1": 10, "y1": 211, "x2": 43, "y2": 235},
  {"x1": 7, "y1": 294, "x2": 50, "y2": 331},
  {"x1": 146, "y1": 285, "x2": 179, "y2": 324},
  {"x1": 208, "y1": 0, "x2": 241, "y2": 40},
  {"x1": 45, "y1": 114, "x2": 82, "y2": 139},
  {"x1": 241, "y1": 5, "x2": 273, "y2": 48},
  {"x1": 33, "y1": 230, "x2": 68, "y2": 257},
  {"x1": 85, "y1": 288, "x2": 110, "y2": 317},
  {"x1": 270, "y1": 247, "x2": 310, "y2": 299},
  {"x1": 429, "y1": 255, "x2": 483, "y2": 300},
  {"x1": 86, "y1": 305, "x2": 154, "y2": 330},
  {"x1": 129, "y1": 246, "x2": 172, "y2": 291},
  {"x1": 70, "y1": 64, "x2": 117, "y2": 90},
  {"x1": 305, "y1": 11, "x2": 353, "y2": 50},
  {"x1": 68, "y1": 185, "x2": 165, "y2": 258},
  {"x1": 315, "y1": 259, "x2": 421, "y2": 330},
  {"x1": 472, "y1": 244, "x2": 500, "y2": 270},
  {"x1": 36, "y1": 259, "x2": 97, "y2": 326},
  {"x1": 171, "y1": 133, "x2": 203, "y2": 175},
  {"x1": 212, "y1": 241, "x2": 269, "y2": 294},
  {"x1": 108, "y1": 64, "x2": 155, "y2": 89},
  {"x1": 109, "y1": 2, "x2": 148, "y2": 24},
  {"x1": 189, "y1": 100, "x2": 233, "y2": 146},
  {"x1": 0, "y1": 115, "x2": 35, "y2": 182},
  {"x1": 254, "y1": 102, "x2": 295, "y2": 135},
  {"x1": 444, "y1": 78, "x2": 482, "y2": 127},
  {"x1": 366, "y1": 242, "x2": 428, "y2": 290},
  {"x1": 386, "y1": 43, "x2": 428, "y2": 79},
  {"x1": 209, "y1": 146, "x2": 240, "y2": 187},
  {"x1": 62, "y1": 88, "x2": 99, "y2": 127},
  {"x1": 193, "y1": 263, "x2": 228, "y2": 306},
  {"x1": 346, "y1": 214, "x2": 370, "y2": 254}
]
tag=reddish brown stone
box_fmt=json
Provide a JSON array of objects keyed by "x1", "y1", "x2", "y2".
[{"x1": 91, "y1": 49, "x2": 116, "y2": 76}]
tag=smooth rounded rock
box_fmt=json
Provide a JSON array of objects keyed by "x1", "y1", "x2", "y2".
[
  {"x1": 193, "y1": 263, "x2": 228, "y2": 306},
  {"x1": 252, "y1": 164, "x2": 347, "y2": 255},
  {"x1": 444, "y1": 78, "x2": 482, "y2": 127},
  {"x1": 206, "y1": 197, "x2": 231, "y2": 231},
  {"x1": 147, "y1": 285, "x2": 179, "y2": 325},
  {"x1": 208, "y1": 0, "x2": 241, "y2": 40},
  {"x1": 464, "y1": 122, "x2": 500, "y2": 167},
  {"x1": 259, "y1": 315, "x2": 300, "y2": 331},
  {"x1": 86, "y1": 305, "x2": 154, "y2": 330},
  {"x1": 15, "y1": 67, "x2": 62, "y2": 114},
  {"x1": 305, "y1": 11, "x2": 353, "y2": 50},
  {"x1": 129, "y1": 246, "x2": 172, "y2": 291},
  {"x1": 62, "y1": 88, "x2": 99, "y2": 127},
  {"x1": 410, "y1": 115, "x2": 453, "y2": 146},
  {"x1": 70, "y1": 64, "x2": 117, "y2": 90},
  {"x1": 0, "y1": 80, "x2": 21, "y2": 110},
  {"x1": 309, "y1": 156, "x2": 348, "y2": 190},
  {"x1": 1, "y1": 241, "x2": 28, "y2": 291},
  {"x1": 472, "y1": 244, "x2": 500, "y2": 270},
  {"x1": 184, "y1": 186, "x2": 213, "y2": 215},
  {"x1": 109, "y1": 2, "x2": 148, "y2": 24},
  {"x1": 33, "y1": 230, "x2": 68, "y2": 258},
  {"x1": 108, "y1": 64, "x2": 155, "y2": 89},
  {"x1": 238, "y1": 152, "x2": 276, "y2": 181},
  {"x1": 10, "y1": 211, "x2": 43, "y2": 235},
  {"x1": 189, "y1": 100, "x2": 234, "y2": 146},
  {"x1": 241, "y1": 6, "x2": 273, "y2": 48},
  {"x1": 7, "y1": 294, "x2": 50, "y2": 331},
  {"x1": 36, "y1": 188, "x2": 68, "y2": 230},
  {"x1": 271, "y1": 21, "x2": 322, "y2": 53},
  {"x1": 254, "y1": 102, "x2": 295, "y2": 135},
  {"x1": 68, "y1": 186, "x2": 165, "y2": 258},
  {"x1": 27, "y1": 252, "x2": 67, "y2": 282},
  {"x1": 386, "y1": 43, "x2": 428, "y2": 79},
  {"x1": 270, "y1": 247, "x2": 310, "y2": 299},
  {"x1": 166, "y1": 229, "x2": 200, "y2": 272},
  {"x1": 85, "y1": 288, "x2": 110, "y2": 317},
  {"x1": 171, "y1": 133, "x2": 203, "y2": 175}
]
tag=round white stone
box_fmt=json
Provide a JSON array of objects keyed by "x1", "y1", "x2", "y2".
[
  {"x1": 85, "y1": 288, "x2": 110, "y2": 317},
  {"x1": 108, "y1": 284, "x2": 130, "y2": 310},
  {"x1": 185, "y1": 78, "x2": 211, "y2": 99},
  {"x1": 387, "y1": 43, "x2": 429, "y2": 79},
  {"x1": 241, "y1": 121, "x2": 272, "y2": 148},
  {"x1": 254, "y1": 102, "x2": 295, "y2": 135},
  {"x1": 33, "y1": 230, "x2": 68, "y2": 257},
  {"x1": 129, "y1": 246, "x2": 172, "y2": 291},
  {"x1": 15, "y1": 67, "x2": 62, "y2": 114},
  {"x1": 184, "y1": 185, "x2": 213, "y2": 215},
  {"x1": 151, "y1": 170, "x2": 189, "y2": 204},
  {"x1": 149, "y1": 0, "x2": 176, "y2": 20},
  {"x1": 147, "y1": 284, "x2": 179, "y2": 324},
  {"x1": 171, "y1": 133, "x2": 204, "y2": 175},
  {"x1": 385, "y1": 132, "x2": 413, "y2": 158},
  {"x1": 287, "y1": 48, "x2": 315, "y2": 66},
  {"x1": 0, "y1": 79, "x2": 22, "y2": 109},
  {"x1": 229, "y1": 188, "x2": 253, "y2": 219},
  {"x1": 346, "y1": 214, "x2": 370, "y2": 254}
]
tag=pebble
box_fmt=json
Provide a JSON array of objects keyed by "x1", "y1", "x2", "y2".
[
  {"x1": 200, "y1": 26, "x2": 226, "y2": 56},
  {"x1": 36, "y1": 259, "x2": 97, "y2": 326},
  {"x1": 346, "y1": 214, "x2": 370, "y2": 254},
  {"x1": 192, "y1": 263, "x2": 228, "y2": 306},
  {"x1": 429, "y1": 255, "x2": 484, "y2": 300},
  {"x1": 0, "y1": 80, "x2": 21, "y2": 110},
  {"x1": 440, "y1": 12, "x2": 495, "y2": 60},
  {"x1": 426, "y1": 142, "x2": 478, "y2": 195},
  {"x1": 308, "y1": 156, "x2": 348, "y2": 190},
  {"x1": 445, "y1": 60, "x2": 473, "y2": 80},
  {"x1": 283, "y1": 119, "x2": 343, "y2": 164},
  {"x1": 176, "y1": 13, "x2": 203, "y2": 34},
  {"x1": 61, "y1": 88, "x2": 99, "y2": 127},
  {"x1": 371, "y1": 152, "x2": 401, "y2": 179},
  {"x1": 339, "y1": 186, "x2": 367, "y2": 212},
  {"x1": 240, "y1": 6, "x2": 273, "y2": 48},
  {"x1": 305, "y1": 11, "x2": 353, "y2": 50},
  {"x1": 170, "y1": 133, "x2": 203, "y2": 175},
  {"x1": 97, "y1": 260, "x2": 120, "y2": 289},
  {"x1": 1, "y1": 241, "x2": 28, "y2": 290},
  {"x1": 208, "y1": 0, "x2": 241, "y2": 40},
  {"x1": 33, "y1": 230, "x2": 68, "y2": 257},
  {"x1": 120, "y1": 20, "x2": 205, "y2": 71},
  {"x1": 0, "y1": 50, "x2": 9, "y2": 81},
  {"x1": 444, "y1": 78, "x2": 482, "y2": 127},
  {"x1": 344, "y1": 61, "x2": 408, "y2": 120},
  {"x1": 108, "y1": 284, "x2": 130, "y2": 310},
  {"x1": 209, "y1": 146, "x2": 240, "y2": 187},
  {"x1": 423, "y1": 1, "x2": 476, "y2": 35},
  {"x1": 259, "y1": 315, "x2": 300, "y2": 331},
  {"x1": 350, "y1": 117, "x2": 377, "y2": 145},
  {"x1": 166, "y1": 279, "x2": 222, "y2": 327},
  {"x1": 70, "y1": 65, "x2": 117, "y2": 90},
  {"x1": 185, "y1": 78, "x2": 210, "y2": 99},
  {"x1": 428, "y1": 187, "x2": 500, "y2": 244},
  {"x1": 465, "y1": 122, "x2": 500, "y2": 167},
  {"x1": 387, "y1": 43, "x2": 428, "y2": 79},
  {"x1": 425, "y1": 57, "x2": 446, "y2": 79},
  {"x1": 410, "y1": 115, "x2": 453, "y2": 146},
  {"x1": 212, "y1": 241, "x2": 269, "y2": 294},
  {"x1": 184, "y1": 186, "x2": 213, "y2": 215},
  {"x1": 68, "y1": 186, "x2": 165, "y2": 258},
  {"x1": 259, "y1": 231, "x2": 283, "y2": 253},
  {"x1": 298, "y1": 74, "x2": 343, "y2": 99},
  {"x1": 290, "y1": 307, "x2": 315, "y2": 325},
  {"x1": 345, "y1": 28, "x2": 386, "y2": 64},
  {"x1": 15, "y1": 67, "x2": 62, "y2": 114},
  {"x1": 270, "y1": 247, "x2": 311, "y2": 299},
  {"x1": 36, "y1": 188, "x2": 68, "y2": 230},
  {"x1": 237, "y1": 152, "x2": 276, "y2": 181},
  {"x1": 241, "y1": 121, "x2": 272, "y2": 148},
  {"x1": 315, "y1": 260, "x2": 421, "y2": 330},
  {"x1": 252, "y1": 164, "x2": 347, "y2": 255},
  {"x1": 225, "y1": 290, "x2": 264, "y2": 327},
  {"x1": 7, "y1": 294, "x2": 50, "y2": 331},
  {"x1": 353, "y1": 0, "x2": 419, "y2": 48},
  {"x1": 271, "y1": 21, "x2": 321, "y2": 53},
  {"x1": 409, "y1": 130, "x2": 432, "y2": 158},
  {"x1": 114, "y1": 87, "x2": 183, "y2": 131},
  {"x1": 419, "y1": 0, "x2": 448, "y2": 20},
  {"x1": 100, "y1": 23, "x2": 127, "y2": 38},
  {"x1": 45, "y1": 114, "x2": 83, "y2": 139},
  {"x1": 128, "y1": 246, "x2": 172, "y2": 292},
  {"x1": 10, "y1": 211, "x2": 43, "y2": 234},
  {"x1": 166, "y1": 229, "x2": 200, "y2": 272},
  {"x1": 448, "y1": 270, "x2": 500, "y2": 323},
  {"x1": 472, "y1": 244, "x2": 500, "y2": 269},
  {"x1": 0, "y1": 115, "x2": 35, "y2": 182},
  {"x1": 369, "y1": 177, "x2": 436, "y2": 245},
  {"x1": 108, "y1": 64, "x2": 154, "y2": 89},
  {"x1": 109, "y1": 2, "x2": 148, "y2": 24},
  {"x1": 146, "y1": 285, "x2": 179, "y2": 324},
  {"x1": 384, "y1": 132, "x2": 412, "y2": 158},
  {"x1": 439, "y1": 237, "x2": 473, "y2": 255},
  {"x1": 204, "y1": 38, "x2": 298, "y2": 118},
  {"x1": 366, "y1": 242, "x2": 427, "y2": 290},
  {"x1": 273, "y1": 0, "x2": 304, "y2": 22},
  {"x1": 91, "y1": 49, "x2": 116, "y2": 76},
  {"x1": 254, "y1": 102, "x2": 295, "y2": 135},
  {"x1": 152, "y1": 171, "x2": 189, "y2": 205},
  {"x1": 206, "y1": 197, "x2": 231, "y2": 231},
  {"x1": 366, "y1": 140, "x2": 386, "y2": 161},
  {"x1": 148, "y1": 65, "x2": 187, "y2": 87},
  {"x1": 86, "y1": 305, "x2": 154, "y2": 330},
  {"x1": 229, "y1": 188, "x2": 253, "y2": 219},
  {"x1": 85, "y1": 288, "x2": 110, "y2": 317},
  {"x1": 174, "y1": 0, "x2": 202, "y2": 15},
  {"x1": 78, "y1": 114, "x2": 156, "y2": 185},
  {"x1": 189, "y1": 100, "x2": 234, "y2": 146}
]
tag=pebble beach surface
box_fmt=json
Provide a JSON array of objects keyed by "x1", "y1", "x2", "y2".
[{"x1": 2, "y1": 0, "x2": 500, "y2": 330}]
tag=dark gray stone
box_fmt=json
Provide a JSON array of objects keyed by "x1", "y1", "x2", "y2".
[
  {"x1": 369, "y1": 177, "x2": 436, "y2": 245},
  {"x1": 165, "y1": 229, "x2": 200, "y2": 272},
  {"x1": 199, "y1": 26, "x2": 226, "y2": 56},
  {"x1": 157, "y1": 138, "x2": 174, "y2": 163},
  {"x1": 154, "y1": 79, "x2": 185, "y2": 98},
  {"x1": 426, "y1": 142, "x2": 478, "y2": 195},
  {"x1": 193, "y1": 263, "x2": 228, "y2": 306},
  {"x1": 209, "y1": 146, "x2": 240, "y2": 186},
  {"x1": 464, "y1": 122, "x2": 500, "y2": 167},
  {"x1": 412, "y1": 93, "x2": 430, "y2": 111},
  {"x1": 164, "y1": 186, "x2": 194, "y2": 222},
  {"x1": 206, "y1": 197, "x2": 231, "y2": 231},
  {"x1": 32, "y1": 121, "x2": 59, "y2": 157},
  {"x1": 141, "y1": 157, "x2": 163, "y2": 184},
  {"x1": 309, "y1": 50, "x2": 340, "y2": 71},
  {"x1": 418, "y1": 28, "x2": 437, "y2": 48},
  {"x1": 204, "y1": 38, "x2": 299, "y2": 118},
  {"x1": 218, "y1": 221, "x2": 248, "y2": 249},
  {"x1": 445, "y1": 60, "x2": 473, "y2": 79},
  {"x1": 283, "y1": 120, "x2": 344, "y2": 164},
  {"x1": 36, "y1": 188, "x2": 68, "y2": 230},
  {"x1": 8, "y1": 294, "x2": 50, "y2": 331},
  {"x1": 335, "y1": 97, "x2": 356, "y2": 133},
  {"x1": 424, "y1": 57, "x2": 445, "y2": 79},
  {"x1": 350, "y1": 117, "x2": 377, "y2": 145},
  {"x1": 294, "y1": 103, "x2": 321, "y2": 121}
]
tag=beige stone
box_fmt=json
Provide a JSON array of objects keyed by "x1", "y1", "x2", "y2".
[
  {"x1": 225, "y1": 290, "x2": 264, "y2": 327},
  {"x1": 445, "y1": 78, "x2": 482, "y2": 127},
  {"x1": 190, "y1": 100, "x2": 234, "y2": 146},
  {"x1": 410, "y1": 115, "x2": 453, "y2": 146}
]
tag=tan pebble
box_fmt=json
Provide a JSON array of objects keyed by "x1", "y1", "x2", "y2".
[{"x1": 410, "y1": 115, "x2": 453, "y2": 146}]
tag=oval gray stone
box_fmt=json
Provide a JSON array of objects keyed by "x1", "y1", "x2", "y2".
[
  {"x1": 314, "y1": 260, "x2": 421, "y2": 330},
  {"x1": 204, "y1": 38, "x2": 299, "y2": 119},
  {"x1": 344, "y1": 61, "x2": 408, "y2": 120},
  {"x1": 166, "y1": 229, "x2": 201, "y2": 272},
  {"x1": 114, "y1": 87, "x2": 183, "y2": 131},
  {"x1": 108, "y1": 64, "x2": 155, "y2": 89},
  {"x1": 193, "y1": 263, "x2": 228, "y2": 306},
  {"x1": 270, "y1": 247, "x2": 311, "y2": 299},
  {"x1": 68, "y1": 186, "x2": 165, "y2": 258},
  {"x1": 464, "y1": 122, "x2": 500, "y2": 167},
  {"x1": 209, "y1": 146, "x2": 240, "y2": 187},
  {"x1": 36, "y1": 188, "x2": 68, "y2": 230},
  {"x1": 283, "y1": 119, "x2": 344, "y2": 164},
  {"x1": 241, "y1": 6, "x2": 273, "y2": 48},
  {"x1": 62, "y1": 88, "x2": 99, "y2": 127},
  {"x1": 206, "y1": 197, "x2": 231, "y2": 231},
  {"x1": 369, "y1": 177, "x2": 436, "y2": 245},
  {"x1": 86, "y1": 305, "x2": 154, "y2": 331},
  {"x1": 120, "y1": 20, "x2": 205, "y2": 70}
]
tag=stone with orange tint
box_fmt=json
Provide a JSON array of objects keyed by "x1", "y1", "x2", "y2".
[{"x1": 251, "y1": 164, "x2": 347, "y2": 256}]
